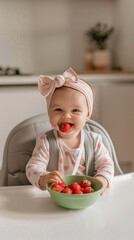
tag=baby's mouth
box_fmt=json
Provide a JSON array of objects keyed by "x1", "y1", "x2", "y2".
[{"x1": 59, "y1": 122, "x2": 73, "y2": 132}]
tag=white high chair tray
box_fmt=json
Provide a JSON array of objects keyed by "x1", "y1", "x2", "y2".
[{"x1": 0, "y1": 173, "x2": 134, "y2": 240}]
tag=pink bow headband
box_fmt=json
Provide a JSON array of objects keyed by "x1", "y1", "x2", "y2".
[{"x1": 38, "y1": 68, "x2": 93, "y2": 117}]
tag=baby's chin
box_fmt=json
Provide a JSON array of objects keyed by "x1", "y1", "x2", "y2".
[
  {"x1": 58, "y1": 129, "x2": 81, "y2": 140},
  {"x1": 58, "y1": 132, "x2": 75, "y2": 139}
]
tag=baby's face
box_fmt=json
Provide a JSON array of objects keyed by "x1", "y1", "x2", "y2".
[{"x1": 48, "y1": 87, "x2": 89, "y2": 138}]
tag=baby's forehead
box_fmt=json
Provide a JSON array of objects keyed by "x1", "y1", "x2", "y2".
[
  {"x1": 50, "y1": 87, "x2": 87, "y2": 106},
  {"x1": 55, "y1": 86, "x2": 74, "y2": 92}
]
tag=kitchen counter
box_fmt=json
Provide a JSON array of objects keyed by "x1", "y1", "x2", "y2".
[{"x1": 0, "y1": 72, "x2": 134, "y2": 86}]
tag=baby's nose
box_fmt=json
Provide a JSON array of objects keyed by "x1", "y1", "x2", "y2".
[{"x1": 63, "y1": 112, "x2": 71, "y2": 119}]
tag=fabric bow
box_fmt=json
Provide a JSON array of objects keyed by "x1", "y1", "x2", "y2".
[{"x1": 38, "y1": 68, "x2": 78, "y2": 98}]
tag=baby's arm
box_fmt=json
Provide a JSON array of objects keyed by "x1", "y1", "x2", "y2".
[
  {"x1": 26, "y1": 133, "x2": 64, "y2": 190},
  {"x1": 93, "y1": 132, "x2": 114, "y2": 192},
  {"x1": 26, "y1": 134, "x2": 50, "y2": 188}
]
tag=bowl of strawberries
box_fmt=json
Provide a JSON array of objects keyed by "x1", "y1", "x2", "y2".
[{"x1": 46, "y1": 175, "x2": 103, "y2": 209}]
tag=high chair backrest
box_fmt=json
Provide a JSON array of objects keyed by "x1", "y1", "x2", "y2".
[{"x1": 0, "y1": 113, "x2": 123, "y2": 186}]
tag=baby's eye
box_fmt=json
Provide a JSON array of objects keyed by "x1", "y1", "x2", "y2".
[
  {"x1": 54, "y1": 108, "x2": 62, "y2": 112},
  {"x1": 72, "y1": 109, "x2": 80, "y2": 113}
]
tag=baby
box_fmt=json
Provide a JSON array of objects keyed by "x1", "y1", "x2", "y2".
[{"x1": 26, "y1": 68, "x2": 114, "y2": 192}]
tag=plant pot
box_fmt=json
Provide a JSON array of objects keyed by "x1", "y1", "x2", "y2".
[
  {"x1": 84, "y1": 49, "x2": 94, "y2": 70},
  {"x1": 93, "y1": 50, "x2": 112, "y2": 70}
]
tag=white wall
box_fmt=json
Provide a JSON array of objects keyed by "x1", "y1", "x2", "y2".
[
  {"x1": 0, "y1": 0, "x2": 115, "y2": 75},
  {"x1": 69, "y1": 0, "x2": 114, "y2": 71},
  {"x1": 113, "y1": 0, "x2": 134, "y2": 71}
]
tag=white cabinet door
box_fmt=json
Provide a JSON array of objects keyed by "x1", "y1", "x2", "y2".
[
  {"x1": 101, "y1": 84, "x2": 134, "y2": 172},
  {"x1": 0, "y1": 85, "x2": 47, "y2": 168},
  {"x1": 90, "y1": 84, "x2": 102, "y2": 122}
]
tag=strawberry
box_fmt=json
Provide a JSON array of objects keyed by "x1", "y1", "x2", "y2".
[
  {"x1": 62, "y1": 187, "x2": 72, "y2": 194},
  {"x1": 83, "y1": 186, "x2": 94, "y2": 194},
  {"x1": 79, "y1": 178, "x2": 91, "y2": 188},
  {"x1": 60, "y1": 122, "x2": 71, "y2": 132},
  {"x1": 73, "y1": 189, "x2": 83, "y2": 194},
  {"x1": 51, "y1": 183, "x2": 64, "y2": 192},
  {"x1": 69, "y1": 182, "x2": 81, "y2": 193},
  {"x1": 60, "y1": 181, "x2": 66, "y2": 189}
]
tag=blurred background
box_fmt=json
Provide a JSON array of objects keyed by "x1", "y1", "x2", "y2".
[{"x1": 0, "y1": 0, "x2": 134, "y2": 75}]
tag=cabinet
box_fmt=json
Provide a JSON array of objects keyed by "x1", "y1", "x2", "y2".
[
  {"x1": 0, "y1": 85, "x2": 47, "y2": 168},
  {"x1": 92, "y1": 84, "x2": 134, "y2": 173}
]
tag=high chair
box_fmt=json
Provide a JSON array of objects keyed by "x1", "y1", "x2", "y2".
[{"x1": 0, "y1": 113, "x2": 123, "y2": 186}]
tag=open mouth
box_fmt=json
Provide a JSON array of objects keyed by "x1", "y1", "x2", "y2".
[{"x1": 59, "y1": 122, "x2": 73, "y2": 132}]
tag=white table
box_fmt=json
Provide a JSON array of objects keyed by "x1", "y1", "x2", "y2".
[{"x1": 0, "y1": 173, "x2": 134, "y2": 240}]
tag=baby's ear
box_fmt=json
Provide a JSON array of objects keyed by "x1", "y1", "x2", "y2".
[{"x1": 86, "y1": 117, "x2": 90, "y2": 122}]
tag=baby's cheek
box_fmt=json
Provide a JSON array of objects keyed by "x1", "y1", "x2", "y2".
[
  {"x1": 49, "y1": 119, "x2": 56, "y2": 127},
  {"x1": 53, "y1": 123, "x2": 59, "y2": 129}
]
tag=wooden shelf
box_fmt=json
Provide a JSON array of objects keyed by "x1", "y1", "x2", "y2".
[{"x1": 77, "y1": 69, "x2": 124, "y2": 75}]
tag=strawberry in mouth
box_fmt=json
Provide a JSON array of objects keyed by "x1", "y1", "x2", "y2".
[{"x1": 59, "y1": 122, "x2": 73, "y2": 132}]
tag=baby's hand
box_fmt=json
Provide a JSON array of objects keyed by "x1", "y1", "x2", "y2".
[
  {"x1": 95, "y1": 175, "x2": 108, "y2": 195},
  {"x1": 39, "y1": 171, "x2": 63, "y2": 190}
]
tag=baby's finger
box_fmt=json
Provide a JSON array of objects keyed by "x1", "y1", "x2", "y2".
[
  {"x1": 47, "y1": 174, "x2": 62, "y2": 183},
  {"x1": 51, "y1": 171, "x2": 63, "y2": 181}
]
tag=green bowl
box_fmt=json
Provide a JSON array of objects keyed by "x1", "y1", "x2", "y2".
[{"x1": 46, "y1": 175, "x2": 103, "y2": 209}]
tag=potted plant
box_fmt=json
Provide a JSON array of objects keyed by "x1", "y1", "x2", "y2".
[{"x1": 86, "y1": 22, "x2": 114, "y2": 70}]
